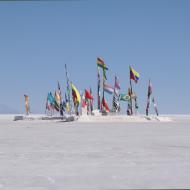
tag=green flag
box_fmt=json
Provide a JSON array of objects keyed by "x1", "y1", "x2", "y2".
[{"x1": 120, "y1": 94, "x2": 130, "y2": 101}]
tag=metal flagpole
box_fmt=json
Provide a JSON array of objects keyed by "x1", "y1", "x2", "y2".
[
  {"x1": 129, "y1": 66, "x2": 133, "y2": 115},
  {"x1": 65, "y1": 64, "x2": 71, "y2": 115},
  {"x1": 97, "y1": 66, "x2": 101, "y2": 110}
]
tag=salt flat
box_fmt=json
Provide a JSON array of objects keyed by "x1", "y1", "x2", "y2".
[{"x1": 0, "y1": 115, "x2": 190, "y2": 189}]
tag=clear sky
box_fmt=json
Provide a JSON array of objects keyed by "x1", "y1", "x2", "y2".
[{"x1": 0, "y1": 0, "x2": 190, "y2": 114}]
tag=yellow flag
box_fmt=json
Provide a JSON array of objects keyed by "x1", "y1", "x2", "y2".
[{"x1": 71, "y1": 83, "x2": 81, "y2": 104}]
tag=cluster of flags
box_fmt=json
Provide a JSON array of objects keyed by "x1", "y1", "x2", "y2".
[
  {"x1": 97, "y1": 57, "x2": 142, "y2": 115},
  {"x1": 43, "y1": 58, "x2": 158, "y2": 117},
  {"x1": 97, "y1": 57, "x2": 140, "y2": 113}
]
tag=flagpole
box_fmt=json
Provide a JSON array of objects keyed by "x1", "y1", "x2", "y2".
[
  {"x1": 102, "y1": 72, "x2": 105, "y2": 113},
  {"x1": 112, "y1": 75, "x2": 116, "y2": 113},
  {"x1": 65, "y1": 64, "x2": 71, "y2": 115},
  {"x1": 97, "y1": 66, "x2": 101, "y2": 110},
  {"x1": 129, "y1": 66, "x2": 133, "y2": 115},
  {"x1": 146, "y1": 79, "x2": 150, "y2": 116}
]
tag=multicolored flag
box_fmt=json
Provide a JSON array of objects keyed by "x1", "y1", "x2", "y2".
[
  {"x1": 120, "y1": 93, "x2": 130, "y2": 101},
  {"x1": 130, "y1": 66, "x2": 140, "y2": 83},
  {"x1": 71, "y1": 83, "x2": 81, "y2": 104},
  {"x1": 103, "y1": 82, "x2": 114, "y2": 94},
  {"x1": 54, "y1": 91, "x2": 61, "y2": 112},
  {"x1": 97, "y1": 57, "x2": 108, "y2": 70}
]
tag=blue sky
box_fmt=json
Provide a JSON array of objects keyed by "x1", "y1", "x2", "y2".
[{"x1": 0, "y1": 0, "x2": 190, "y2": 114}]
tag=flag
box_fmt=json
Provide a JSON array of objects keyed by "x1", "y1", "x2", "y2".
[
  {"x1": 54, "y1": 91, "x2": 60, "y2": 112},
  {"x1": 120, "y1": 93, "x2": 130, "y2": 101},
  {"x1": 97, "y1": 57, "x2": 108, "y2": 70},
  {"x1": 103, "y1": 83, "x2": 114, "y2": 94},
  {"x1": 48, "y1": 92, "x2": 55, "y2": 105},
  {"x1": 130, "y1": 66, "x2": 140, "y2": 83},
  {"x1": 71, "y1": 83, "x2": 81, "y2": 104},
  {"x1": 85, "y1": 89, "x2": 93, "y2": 100},
  {"x1": 46, "y1": 93, "x2": 52, "y2": 111},
  {"x1": 102, "y1": 97, "x2": 110, "y2": 112},
  {"x1": 55, "y1": 91, "x2": 61, "y2": 106}
]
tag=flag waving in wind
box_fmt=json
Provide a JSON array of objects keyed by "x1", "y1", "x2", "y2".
[
  {"x1": 130, "y1": 66, "x2": 140, "y2": 83},
  {"x1": 97, "y1": 57, "x2": 108, "y2": 70},
  {"x1": 103, "y1": 82, "x2": 114, "y2": 94},
  {"x1": 85, "y1": 89, "x2": 93, "y2": 100},
  {"x1": 101, "y1": 97, "x2": 110, "y2": 112},
  {"x1": 71, "y1": 83, "x2": 81, "y2": 104}
]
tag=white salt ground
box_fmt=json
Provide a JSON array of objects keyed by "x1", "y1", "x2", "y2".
[{"x1": 0, "y1": 115, "x2": 190, "y2": 189}]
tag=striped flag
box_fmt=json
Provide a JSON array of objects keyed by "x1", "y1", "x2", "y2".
[
  {"x1": 130, "y1": 66, "x2": 140, "y2": 83},
  {"x1": 97, "y1": 57, "x2": 108, "y2": 70},
  {"x1": 103, "y1": 83, "x2": 114, "y2": 94}
]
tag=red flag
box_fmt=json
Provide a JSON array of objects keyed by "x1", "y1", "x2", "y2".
[
  {"x1": 102, "y1": 97, "x2": 110, "y2": 112},
  {"x1": 85, "y1": 89, "x2": 93, "y2": 100}
]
